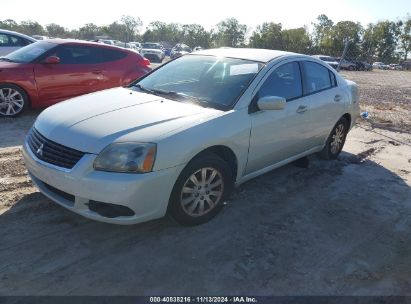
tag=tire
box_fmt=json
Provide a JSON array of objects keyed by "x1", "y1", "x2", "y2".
[
  {"x1": 168, "y1": 152, "x2": 233, "y2": 226},
  {"x1": 319, "y1": 117, "x2": 349, "y2": 160},
  {"x1": 348, "y1": 65, "x2": 354, "y2": 71},
  {"x1": 0, "y1": 84, "x2": 29, "y2": 117}
]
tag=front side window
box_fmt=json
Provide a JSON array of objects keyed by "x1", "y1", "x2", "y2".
[
  {"x1": 51, "y1": 45, "x2": 101, "y2": 64},
  {"x1": 132, "y1": 55, "x2": 263, "y2": 109},
  {"x1": 258, "y1": 62, "x2": 302, "y2": 101},
  {"x1": 303, "y1": 61, "x2": 333, "y2": 94},
  {"x1": 0, "y1": 34, "x2": 10, "y2": 46},
  {"x1": 10, "y1": 35, "x2": 30, "y2": 47}
]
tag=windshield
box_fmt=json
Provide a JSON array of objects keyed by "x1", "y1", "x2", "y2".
[
  {"x1": 3, "y1": 41, "x2": 56, "y2": 63},
  {"x1": 130, "y1": 55, "x2": 263, "y2": 109},
  {"x1": 143, "y1": 43, "x2": 161, "y2": 49}
]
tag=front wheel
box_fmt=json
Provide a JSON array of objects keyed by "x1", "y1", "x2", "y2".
[
  {"x1": 319, "y1": 117, "x2": 348, "y2": 160},
  {"x1": 168, "y1": 152, "x2": 233, "y2": 226},
  {"x1": 0, "y1": 84, "x2": 28, "y2": 117}
]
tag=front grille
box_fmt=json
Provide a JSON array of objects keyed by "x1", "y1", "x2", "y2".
[{"x1": 27, "y1": 128, "x2": 85, "y2": 169}]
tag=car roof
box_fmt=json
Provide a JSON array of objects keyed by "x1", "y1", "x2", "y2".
[
  {"x1": 38, "y1": 39, "x2": 134, "y2": 50},
  {"x1": 0, "y1": 29, "x2": 37, "y2": 42},
  {"x1": 194, "y1": 48, "x2": 297, "y2": 63}
]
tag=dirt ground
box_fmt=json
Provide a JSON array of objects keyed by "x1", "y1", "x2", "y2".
[{"x1": 0, "y1": 69, "x2": 410, "y2": 295}]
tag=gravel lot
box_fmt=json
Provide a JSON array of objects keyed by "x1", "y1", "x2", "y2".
[
  {"x1": 0, "y1": 69, "x2": 410, "y2": 295},
  {"x1": 340, "y1": 69, "x2": 411, "y2": 132}
]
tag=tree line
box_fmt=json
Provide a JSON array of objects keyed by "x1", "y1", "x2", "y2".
[{"x1": 1, "y1": 14, "x2": 410, "y2": 63}]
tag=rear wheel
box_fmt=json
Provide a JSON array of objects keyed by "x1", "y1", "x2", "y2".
[
  {"x1": 319, "y1": 117, "x2": 348, "y2": 160},
  {"x1": 168, "y1": 152, "x2": 233, "y2": 226},
  {"x1": 0, "y1": 84, "x2": 28, "y2": 117}
]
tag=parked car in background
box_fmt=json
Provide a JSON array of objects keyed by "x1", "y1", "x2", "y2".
[
  {"x1": 353, "y1": 61, "x2": 372, "y2": 71},
  {"x1": 99, "y1": 39, "x2": 116, "y2": 46},
  {"x1": 23, "y1": 48, "x2": 359, "y2": 226},
  {"x1": 312, "y1": 55, "x2": 339, "y2": 69},
  {"x1": 164, "y1": 48, "x2": 172, "y2": 56},
  {"x1": 32, "y1": 35, "x2": 49, "y2": 40},
  {"x1": 141, "y1": 42, "x2": 165, "y2": 63},
  {"x1": 373, "y1": 62, "x2": 389, "y2": 70},
  {"x1": 0, "y1": 39, "x2": 151, "y2": 117},
  {"x1": 129, "y1": 42, "x2": 142, "y2": 53},
  {"x1": 338, "y1": 58, "x2": 357, "y2": 70},
  {"x1": 170, "y1": 44, "x2": 192, "y2": 59},
  {"x1": 389, "y1": 64, "x2": 403, "y2": 71},
  {"x1": 402, "y1": 60, "x2": 411, "y2": 70},
  {"x1": 193, "y1": 46, "x2": 203, "y2": 52},
  {"x1": 0, "y1": 29, "x2": 36, "y2": 56}
]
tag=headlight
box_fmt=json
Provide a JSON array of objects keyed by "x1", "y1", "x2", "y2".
[{"x1": 94, "y1": 142, "x2": 156, "y2": 173}]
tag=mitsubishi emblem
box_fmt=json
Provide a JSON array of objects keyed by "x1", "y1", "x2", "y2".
[{"x1": 36, "y1": 143, "x2": 44, "y2": 157}]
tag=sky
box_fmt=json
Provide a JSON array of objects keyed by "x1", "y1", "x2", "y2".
[{"x1": 1, "y1": 0, "x2": 410, "y2": 32}]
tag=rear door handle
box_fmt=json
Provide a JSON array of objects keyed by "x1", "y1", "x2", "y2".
[
  {"x1": 92, "y1": 70, "x2": 102, "y2": 74},
  {"x1": 334, "y1": 94, "x2": 342, "y2": 102},
  {"x1": 296, "y1": 105, "x2": 308, "y2": 114}
]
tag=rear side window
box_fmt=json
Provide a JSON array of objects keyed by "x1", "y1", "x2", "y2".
[
  {"x1": 303, "y1": 61, "x2": 334, "y2": 94},
  {"x1": 258, "y1": 62, "x2": 302, "y2": 101},
  {"x1": 100, "y1": 48, "x2": 128, "y2": 62}
]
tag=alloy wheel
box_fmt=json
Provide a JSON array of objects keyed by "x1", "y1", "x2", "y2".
[
  {"x1": 330, "y1": 123, "x2": 345, "y2": 154},
  {"x1": 0, "y1": 88, "x2": 25, "y2": 116},
  {"x1": 180, "y1": 167, "x2": 224, "y2": 217}
]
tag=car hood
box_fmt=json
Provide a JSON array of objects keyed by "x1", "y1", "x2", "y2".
[{"x1": 34, "y1": 87, "x2": 222, "y2": 154}]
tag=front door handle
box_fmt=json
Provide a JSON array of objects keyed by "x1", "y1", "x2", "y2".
[
  {"x1": 296, "y1": 105, "x2": 308, "y2": 114},
  {"x1": 92, "y1": 70, "x2": 102, "y2": 74},
  {"x1": 334, "y1": 94, "x2": 342, "y2": 102}
]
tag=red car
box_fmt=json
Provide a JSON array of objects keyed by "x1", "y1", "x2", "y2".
[{"x1": 0, "y1": 39, "x2": 151, "y2": 117}]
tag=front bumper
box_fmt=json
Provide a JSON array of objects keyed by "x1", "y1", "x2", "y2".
[{"x1": 22, "y1": 140, "x2": 184, "y2": 225}]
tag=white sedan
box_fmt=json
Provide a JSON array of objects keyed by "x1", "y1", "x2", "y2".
[
  {"x1": 23, "y1": 48, "x2": 360, "y2": 226},
  {"x1": 0, "y1": 29, "x2": 36, "y2": 56}
]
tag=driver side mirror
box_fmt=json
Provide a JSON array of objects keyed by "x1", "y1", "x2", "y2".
[
  {"x1": 257, "y1": 96, "x2": 286, "y2": 110},
  {"x1": 44, "y1": 56, "x2": 60, "y2": 64}
]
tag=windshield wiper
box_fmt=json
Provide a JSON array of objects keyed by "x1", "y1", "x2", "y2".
[
  {"x1": 0, "y1": 57, "x2": 14, "y2": 62},
  {"x1": 134, "y1": 84, "x2": 157, "y2": 95}
]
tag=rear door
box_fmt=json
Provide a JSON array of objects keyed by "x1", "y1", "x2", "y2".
[
  {"x1": 34, "y1": 44, "x2": 105, "y2": 106},
  {"x1": 301, "y1": 61, "x2": 346, "y2": 146}
]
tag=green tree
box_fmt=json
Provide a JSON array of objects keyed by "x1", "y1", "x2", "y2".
[
  {"x1": 249, "y1": 22, "x2": 283, "y2": 49},
  {"x1": 19, "y1": 20, "x2": 45, "y2": 36},
  {"x1": 322, "y1": 21, "x2": 363, "y2": 57},
  {"x1": 399, "y1": 16, "x2": 411, "y2": 61},
  {"x1": 46, "y1": 23, "x2": 68, "y2": 38},
  {"x1": 214, "y1": 18, "x2": 247, "y2": 47},
  {"x1": 103, "y1": 22, "x2": 127, "y2": 41},
  {"x1": 282, "y1": 27, "x2": 312, "y2": 54},
  {"x1": 0, "y1": 19, "x2": 19, "y2": 31},
  {"x1": 143, "y1": 21, "x2": 183, "y2": 44},
  {"x1": 363, "y1": 20, "x2": 402, "y2": 63},
  {"x1": 78, "y1": 23, "x2": 102, "y2": 40},
  {"x1": 181, "y1": 24, "x2": 211, "y2": 48},
  {"x1": 120, "y1": 15, "x2": 142, "y2": 42},
  {"x1": 312, "y1": 14, "x2": 334, "y2": 53}
]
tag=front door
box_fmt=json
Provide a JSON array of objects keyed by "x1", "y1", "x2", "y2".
[
  {"x1": 245, "y1": 61, "x2": 312, "y2": 175},
  {"x1": 34, "y1": 44, "x2": 105, "y2": 106}
]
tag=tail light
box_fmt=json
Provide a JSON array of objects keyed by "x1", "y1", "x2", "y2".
[{"x1": 142, "y1": 58, "x2": 150, "y2": 66}]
